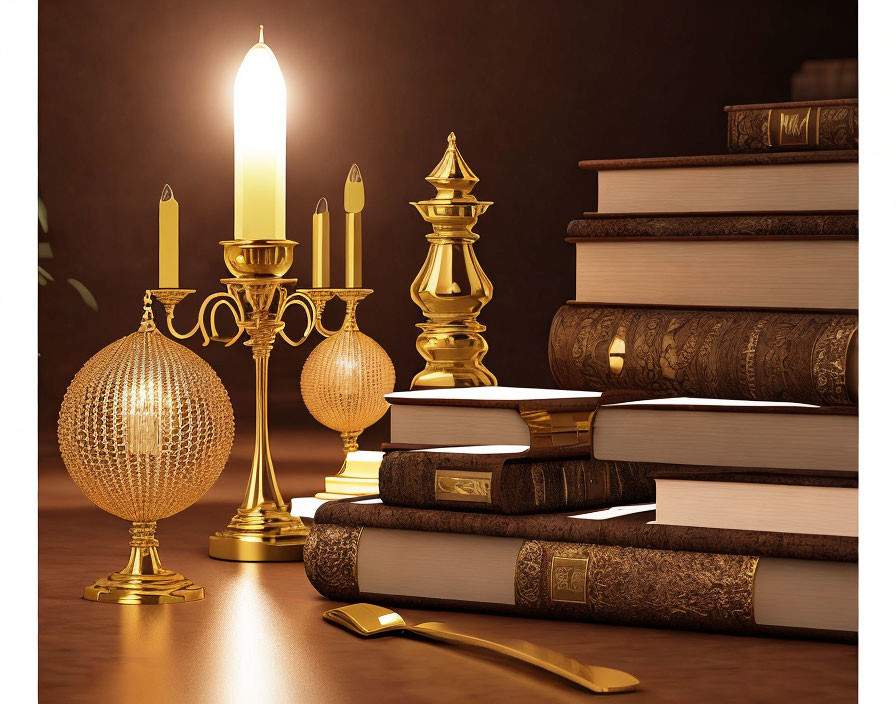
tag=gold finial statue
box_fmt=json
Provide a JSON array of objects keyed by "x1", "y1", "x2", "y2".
[{"x1": 409, "y1": 133, "x2": 497, "y2": 389}]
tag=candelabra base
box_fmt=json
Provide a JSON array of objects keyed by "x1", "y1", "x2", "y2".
[
  {"x1": 314, "y1": 450, "x2": 383, "y2": 500},
  {"x1": 208, "y1": 504, "x2": 310, "y2": 562},
  {"x1": 83, "y1": 570, "x2": 204, "y2": 605}
]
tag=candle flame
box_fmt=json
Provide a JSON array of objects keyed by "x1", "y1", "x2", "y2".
[
  {"x1": 315, "y1": 197, "x2": 329, "y2": 214},
  {"x1": 160, "y1": 184, "x2": 174, "y2": 202},
  {"x1": 348, "y1": 164, "x2": 362, "y2": 183}
]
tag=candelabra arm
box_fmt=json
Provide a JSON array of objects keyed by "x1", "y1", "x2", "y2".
[
  {"x1": 151, "y1": 288, "x2": 245, "y2": 346},
  {"x1": 277, "y1": 290, "x2": 317, "y2": 347}
]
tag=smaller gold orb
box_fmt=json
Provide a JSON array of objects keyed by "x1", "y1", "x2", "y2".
[{"x1": 301, "y1": 328, "x2": 395, "y2": 433}]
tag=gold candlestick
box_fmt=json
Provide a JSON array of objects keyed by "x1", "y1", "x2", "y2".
[
  {"x1": 409, "y1": 133, "x2": 497, "y2": 389},
  {"x1": 345, "y1": 164, "x2": 363, "y2": 287},
  {"x1": 150, "y1": 240, "x2": 373, "y2": 562}
]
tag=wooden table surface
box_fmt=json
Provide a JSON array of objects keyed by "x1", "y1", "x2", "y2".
[{"x1": 39, "y1": 431, "x2": 857, "y2": 703}]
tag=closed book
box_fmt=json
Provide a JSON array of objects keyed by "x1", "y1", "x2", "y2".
[
  {"x1": 651, "y1": 467, "x2": 857, "y2": 537},
  {"x1": 549, "y1": 304, "x2": 857, "y2": 406},
  {"x1": 592, "y1": 397, "x2": 857, "y2": 472},
  {"x1": 386, "y1": 386, "x2": 609, "y2": 454},
  {"x1": 725, "y1": 99, "x2": 857, "y2": 153},
  {"x1": 305, "y1": 500, "x2": 857, "y2": 640},
  {"x1": 578, "y1": 151, "x2": 857, "y2": 214},
  {"x1": 568, "y1": 215, "x2": 857, "y2": 309},
  {"x1": 378, "y1": 446, "x2": 655, "y2": 514}
]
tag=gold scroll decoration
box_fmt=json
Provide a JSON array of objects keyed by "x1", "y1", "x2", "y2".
[
  {"x1": 515, "y1": 540, "x2": 759, "y2": 633},
  {"x1": 304, "y1": 524, "x2": 363, "y2": 602},
  {"x1": 435, "y1": 470, "x2": 492, "y2": 503}
]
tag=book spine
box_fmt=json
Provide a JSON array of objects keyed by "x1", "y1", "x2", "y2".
[
  {"x1": 549, "y1": 305, "x2": 856, "y2": 406},
  {"x1": 566, "y1": 213, "x2": 859, "y2": 239},
  {"x1": 379, "y1": 453, "x2": 656, "y2": 514},
  {"x1": 727, "y1": 104, "x2": 858, "y2": 153},
  {"x1": 304, "y1": 524, "x2": 854, "y2": 641}
]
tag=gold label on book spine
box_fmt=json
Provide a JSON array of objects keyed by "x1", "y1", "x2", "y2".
[
  {"x1": 434, "y1": 470, "x2": 492, "y2": 503},
  {"x1": 767, "y1": 107, "x2": 818, "y2": 147},
  {"x1": 521, "y1": 409, "x2": 595, "y2": 449},
  {"x1": 550, "y1": 555, "x2": 589, "y2": 604}
]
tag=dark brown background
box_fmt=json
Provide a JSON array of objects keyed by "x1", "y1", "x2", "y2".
[{"x1": 38, "y1": 0, "x2": 858, "y2": 444}]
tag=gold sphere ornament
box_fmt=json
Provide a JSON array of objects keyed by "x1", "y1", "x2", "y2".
[
  {"x1": 301, "y1": 311, "x2": 395, "y2": 455},
  {"x1": 58, "y1": 304, "x2": 234, "y2": 604}
]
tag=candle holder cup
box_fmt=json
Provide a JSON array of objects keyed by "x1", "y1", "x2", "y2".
[{"x1": 151, "y1": 238, "x2": 374, "y2": 562}]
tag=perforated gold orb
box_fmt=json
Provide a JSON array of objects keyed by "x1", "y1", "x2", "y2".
[
  {"x1": 58, "y1": 323, "x2": 234, "y2": 604},
  {"x1": 59, "y1": 327, "x2": 234, "y2": 520},
  {"x1": 301, "y1": 327, "x2": 395, "y2": 452}
]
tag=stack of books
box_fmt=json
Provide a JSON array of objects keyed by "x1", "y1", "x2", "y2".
[{"x1": 303, "y1": 99, "x2": 858, "y2": 642}]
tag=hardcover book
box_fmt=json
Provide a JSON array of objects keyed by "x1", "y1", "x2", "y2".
[
  {"x1": 305, "y1": 500, "x2": 857, "y2": 640},
  {"x1": 386, "y1": 386, "x2": 607, "y2": 453},
  {"x1": 652, "y1": 467, "x2": 857, "y2": 537},
  {"x1": 577, "y1": 151, "x2": 857, "y2": 214},
  {"x1": 568, "y1": 221, "x2": 857, "y2": 309},
  {"x1": 592, "y1": 397, "x2": 857, "y2": 472},
  {"x1": 378, "y1": 446, "x2": 655, "y2": 514},
  {"x1": 548, "y1": 304, "x2": 857, "y2": 406},
  {"x1": 725, "y1": 99, "x2": 858, "y2": 153}
]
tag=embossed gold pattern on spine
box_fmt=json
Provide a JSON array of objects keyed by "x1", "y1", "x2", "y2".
[
  {"x1": 304, "y1": 524, "x2": 363, "y2": 602},
  {"x1": 549, "y1": 305, "x2": 857, "y2": 406},
  {"x1": 150, "y1": 239, "x2": 381, "y2": 562},
  {"x1": 515, "y1": 540, "x2": 759, "y2": 632},
  {"x1": 434, "y1": 470, "x2": 493, "y2": 503},
  {"x1": 409, "y1": 133, "x2": 497, "y2": 389},
  {"x1": 728, "y1": 103, "x2": 857, "y2": 152}
]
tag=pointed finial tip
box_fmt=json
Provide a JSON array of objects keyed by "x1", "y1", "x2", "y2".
[
  {"x1": 315, "y1": 197, "x2": 329, "y2": 214},
  {"x1": 448, "y1": 132, "x2": 456, "y2": 145},
  {"x1": 160, "y1": 184, "x2": 173, "y2": 201},
  {"x1": 258, "y1": 25, "x2": 264, "y2": 43},
  {"x1": 348, "y1": 163, "x2": 362, "y2": 182}
]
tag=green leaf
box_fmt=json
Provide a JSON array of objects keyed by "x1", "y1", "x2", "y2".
[
  {"x1": 67, "y1": 278, "x2": 98, "y2": 311},
  {"x1": 38, "y1": 265, "x2": 54, "y2": 282},
  {"x1": 38, "y1": 241, "x2": 53, "y2": 259},
  {"x1": 38, "y1": 198, "x2": 48, "y2": 234}
]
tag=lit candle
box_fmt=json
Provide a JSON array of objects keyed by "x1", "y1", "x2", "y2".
[
  {"x1": 234, "y1": 26, "x2": 286, "y2": 240},
  {"x1": 344, "y1": 164, "x2": 364, "y2": 287},
  {"x1": 158, "y1": 184, "x2": 179, "y2": 288},
  {"x1": 312, "y1": 197, "x2": 330, "y2": 288}
]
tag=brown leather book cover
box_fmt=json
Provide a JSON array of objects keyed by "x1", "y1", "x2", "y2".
[
  {"x1": 306, "y1": 503, "x2": 856, "y2": 641},
  {"x1": 725, "y1": 99, "x2": 857, "y2": 153},
  {"x1": 566, "y1": 212, "x2": 858, "y2": 240},
  {"x1": 578, "y1": 150, "x2": 857, "y2": 172},
  {"x1": 650, "y1": 465, "x2": 857, "y2": 488},
  {"x1": 379, "y1": 450, "x2": 655, "y2": 514},
  {"x1": 548, "y1": 304, "x2": 857, "y2": 406},
  {"x1": 313, "y1": 499, "x2": 857, "y2": 562}
]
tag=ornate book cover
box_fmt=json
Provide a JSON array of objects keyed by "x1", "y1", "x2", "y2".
[
  {"x1": 548, "y1": 304, "x2": 857, "y2": 406},
  {"x1": 305, "y1": 502, "x2": 856, "y2": 640},
  {"x1": 312, "y1": 500, "x2": 857, "y2": 562},
  {"x1": 578, "y1": 149, "x2": 858, "y2": 172},
  {"x1": 379, "y1": 449, "x2": 655, "y2": 514},
  {"x1": 567, "y1": 212, "x2": 858, "y2": 239},
  {"x1": 725, "y1": 99, "x2": 858, "y2": 153}
]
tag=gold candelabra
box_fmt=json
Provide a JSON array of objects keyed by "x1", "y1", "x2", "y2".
[
  {"x1": 151, "y1": 239, "x2": 372, "y2": 562},
  {"x1": 410, "y1": 133, "x2": 497, "y2": 389}
]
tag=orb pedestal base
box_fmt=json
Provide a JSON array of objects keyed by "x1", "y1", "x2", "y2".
[{"x1": 83, "y1": 569, "x2": 204, "y2": 604}]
